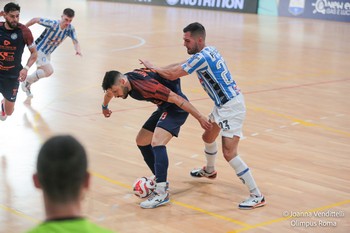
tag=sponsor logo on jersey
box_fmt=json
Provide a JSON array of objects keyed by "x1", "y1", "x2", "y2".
[{"x1": 11, "y1": 33, "x2": 18, "y2": 40}]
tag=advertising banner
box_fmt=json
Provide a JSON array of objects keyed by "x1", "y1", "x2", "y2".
[
  {"x1": 278, "y1": 0, "x2": 350, "y2": 22},
  {"x1": 97, "y1": 0, "x2": 258, "y2": 13}
]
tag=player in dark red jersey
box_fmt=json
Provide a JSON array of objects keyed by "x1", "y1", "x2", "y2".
[
  {"x1": 0, "y1": 2, "x2": 37, "y2": 121},
  {"x1": 101, "y1": 68, "x2": 211, "y2": 209}
]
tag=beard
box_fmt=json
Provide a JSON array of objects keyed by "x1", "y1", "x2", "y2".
[
  {"x1": 122, "y1": 86, "x2": 129, "y2": 99},
  {"x1": 187, "y1": 44, "x2": 200, "y2": 55},
  {"x1": 6, "y1": 20, "x2": 18, "y2": 29}
]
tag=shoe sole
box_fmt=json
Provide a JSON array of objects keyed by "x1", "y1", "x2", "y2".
[
  {"x1": 239, "y1": 201, "x2": 266, "y2": 210},
  {"x1": 140, "y1": 198, "x2": 170, "y2": 209},
  {"x1": 190, "y1": 173, "x2": 217, "y2": 179}
]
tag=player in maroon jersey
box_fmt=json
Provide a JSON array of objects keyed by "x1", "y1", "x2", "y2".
[
  {"x1": 0, "y1": 2, "x2": 37, "y2": 121},
  {"x1": 101, "y1": 68, "x2": 211, "y2": 209}
]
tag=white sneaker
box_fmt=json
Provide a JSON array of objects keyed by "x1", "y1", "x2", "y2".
[
  {"x1": 147, "y1": 176, "x2": 170, "y2": 191},
  {"x1": 140, "y1": 191, "x2": 170, "y2": 209},
  {"x1": 21, "y1": 81, "x2": 33, "y2": 97},
  {"x1": 239, "y1": 194, "x2": 266, "y2": 209},
  {"x1": 0, "y1": 99, "x2": 7, "y2": 121}
]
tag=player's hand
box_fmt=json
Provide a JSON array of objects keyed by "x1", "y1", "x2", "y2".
[
  {"x1": 0, "y1": 11, "x2": 5, "y2": 17},
  {"x1": 102, "y1": 108, "x2": 112, "y2": 118},
  {"x1": 198, "y1": 115, "x2": 212, "y2": 131},
  {"x1": 139, "y1": 59, "x2": 153, "y2": 69},
  {"x1": 18, "y1": 69, "x2": 28, "y2": 82}
]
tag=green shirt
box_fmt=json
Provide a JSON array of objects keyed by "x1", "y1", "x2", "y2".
[{"x1": 26, "y1": 218, "x2": 114, "y2": 233}]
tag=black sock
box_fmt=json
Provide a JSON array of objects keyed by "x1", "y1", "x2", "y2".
[
  {"x1": 137, "y1": 144, "x2": 155, "y2": 175},
  {"x1": 153, "y1": 145, "x2": 168, "y2": 183}
]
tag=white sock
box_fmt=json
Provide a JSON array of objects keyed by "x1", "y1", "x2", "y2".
[
  {"x1": 229, "y1": 155, "x2": 261, "y2": 196},
  {"x1": 155, "y1": 182, "x2": 167, "y2": 194},
  {"x1": 26, "y1": 69, "x2": 46, "y2": 84},
  {"x1": 204, "y1": 141, "x2": 217, "y2": 173}
]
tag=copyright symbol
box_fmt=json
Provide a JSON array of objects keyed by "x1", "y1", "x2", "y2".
[{"x1": 282, "y1": 211, "x2": 289, "y2": 217}]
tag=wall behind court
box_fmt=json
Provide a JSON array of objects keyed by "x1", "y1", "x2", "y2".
[
  {"x1": 92, "y1": 0, "x2": 350, "y2": 22},
  {"x1": 93, "y1": 0, "x2": 258, "y2": 13}
]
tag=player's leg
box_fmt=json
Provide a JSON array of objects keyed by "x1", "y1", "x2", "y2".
[
  {"x1": 1, "y1": 78, "x2": 19, "y2": 120},
  {"x1": 222, "y1": 136, "x2": 264, "y2": 208},
  {"x1": 190, "y1": 123, "x2": 220, "y2": 178},
  {"x1": 136, "y1": 110, "x2": 161, "y2": 175},
  {"x1": 221, "y1": 94, "x2": 265, "y2": 209},
  {"x1": 140, "y1": 127, "x2": 172, "y2": 209},
  {"x1": 140, "y1": 107, "x2": 188, "y2": 209},
  {"x1": 152, "y1": 126, "x2": 172, "y2": 189},
  {"x1": 139, "y1": 127, "x2": 172, "y2": 209},
  {"x1": 1, "y1": 98, "x2": 15, "y2": 121},
  {"x1": 136, "y1": 128, "x2": 155, "y2": 175},
  {"x1": 22, "y1": 52, "x2": 53, "y2": 97}
]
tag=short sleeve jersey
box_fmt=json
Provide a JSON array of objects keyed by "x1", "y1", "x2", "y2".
[
  {"x1": 0, "y1": 22, "x2": 34, "y2": 79},
  {"x1": 126, "y1": 68, "x2": 187, "y2": 109},
  {"x1": 182, "y1": 46, "x2": 240, "y2": 107},
  {"x1": 35, "y1": 18, "x2": 78, "y2": 54},
  {"x1": 26, "y1": 218, "x2": 114, "y2": 233}
]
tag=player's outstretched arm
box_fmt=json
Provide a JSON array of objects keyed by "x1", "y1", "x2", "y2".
[
  {"x1": 139, "y1": 59, "x2": 187, "y2": 81},
  {"x1": 25, "y1": 17, "x2": 40, "y2": 27},
  {"x1": 167, "y1": 91, "x2": 211, "y2": 130}
]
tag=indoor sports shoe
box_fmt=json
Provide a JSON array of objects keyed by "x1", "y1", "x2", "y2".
[
  {"x1": 147, "y1": 176, "x2": 170, "y2": 191},
  {"x1": 140, "y1": 191, "x2": 170, "y2": 209},
  {"x1": 21, "y1": 81, "x2": 33, "y2": 97},
  {"x1": 0, "y1": 99, "x2": 7, "y2": 121},
  {"x1": 190, "y1": 166, "x2": 217, "y2": 179},
  {"x1": 238, "y1": 194, "x2": 266, "y2": 209}
]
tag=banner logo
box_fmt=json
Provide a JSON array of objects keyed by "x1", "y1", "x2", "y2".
[
  {"x1": 166, "y1": 0, "x2": 179, "y2": 5},
  {"x1": 288, "y1": 0, "x2": 305, "y2": 15},
  {"x1": 312, "y1": 0, "x2": 350, "y2": 16}
]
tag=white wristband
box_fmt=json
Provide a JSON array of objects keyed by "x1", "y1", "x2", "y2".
[{"x1": 24, "y1": 65, "x2": 30, "y2": 71}]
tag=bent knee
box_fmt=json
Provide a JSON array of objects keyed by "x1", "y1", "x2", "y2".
[
  {"x1": 202, "y1": 133, "x2": 216, "y2": 143},
  {"x1": 46, "y1": 70, "x2": 53, "y2": 77},
  {"x1": 6, "y1": 109, "x2": 14, "y2": 116}
]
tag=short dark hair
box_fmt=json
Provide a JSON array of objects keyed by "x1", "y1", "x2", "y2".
[
  {"x1": 63, "y1": 8, "x2": 75, "y2": 18},
  {"x1": 4, "y1": 2, "x2": 20, "y2": 13},
  {"x1": 36, "y1": 135, "x2": 88, "y2": 203},
  {"x1": 102, "y1": 70, "x2": 123, "y2": 91},
  {"x1": 183, "y1": 22, "x2": 206, "y2": 39}
]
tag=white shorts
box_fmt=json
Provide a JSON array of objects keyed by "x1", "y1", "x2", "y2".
[
  {"x1": 36, "y1": 50, "x2": 51, "y2": 67},
  {"x1": 209, "y1": 93, "x2": 246, "y2": 138}
]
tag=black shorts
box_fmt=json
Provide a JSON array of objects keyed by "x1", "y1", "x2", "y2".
[
  {"x1": 142, "y1": 105, "x2": 189, "y2": 137},
  {"x1": 0, "y1": 77, "x2": 19, "y2": 102}
]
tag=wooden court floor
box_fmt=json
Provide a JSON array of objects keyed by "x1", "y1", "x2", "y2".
[{"x1": 0, "y1": 0, "x2": 349, "y2": 232}]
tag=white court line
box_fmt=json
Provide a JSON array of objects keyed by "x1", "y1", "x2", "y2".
[{"x1": 82, "y1": 33, "x2": 146, "y2": 51}]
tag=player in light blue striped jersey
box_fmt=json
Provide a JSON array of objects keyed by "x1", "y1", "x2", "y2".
[
  {"x1": 21, "y1": 8, "x2": 82, "y2": 97},
  {"x1": 140, "y1": 22, "x2": 266, "y2": 210}
]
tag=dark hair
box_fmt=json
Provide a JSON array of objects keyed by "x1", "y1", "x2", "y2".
[
  {"x1": 63, "y1": 8, "x2": 75, "y2": 18},
  {"x1": 183, "y1": 22, "x2": 206, "y2": 39},
  {"x1": 36, "y1": 135, "x2": 88, "y2": 203},
  {"x1": 102, "y1": 70, "x2": 123, "y2": 91},
  {"x1": 4, "y1": 2, "x2": 20, "y2": 13}
]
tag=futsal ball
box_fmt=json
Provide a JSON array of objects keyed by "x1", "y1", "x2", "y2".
[{"x1": 132, "y1": 177, "x2": 156, "y2": 198}]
